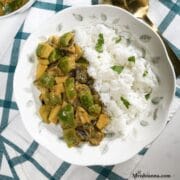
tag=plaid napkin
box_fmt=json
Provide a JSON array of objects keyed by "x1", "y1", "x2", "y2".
[{"x1": 0, "y1": 0, "x2": 180, "y2": 179}]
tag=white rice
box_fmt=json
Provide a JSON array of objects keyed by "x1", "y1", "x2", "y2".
[{"x1": 74, "y1": 24, "x2": 158, "y2": 137}]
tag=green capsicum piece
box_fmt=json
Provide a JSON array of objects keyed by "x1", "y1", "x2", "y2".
[
  {"x1": 79, "y1": 87, "x2": 94, "y2": 110},
  {"x1": 58, "y1": 104, "x2": 75, "y2": 129},
  {"x1": 39, "y1": 73, "x2": 55, "y2": 88},
  {"x1": 58, "y1": 56, "x2": 75, "y2": 74},
  {"x1": 64, "y1": 77, "x2": 77, "y2": 103},
  {"x1": 36, "y1": 43, "x2": 54, "y2": 58},
  {"x1": 88, "y1": 104, "x2": 101, "y2": 115},
  {"x1": 48, "y1": 48, "x2": 62, "y2": 62},
  {"x1": 59, "y1": 32, "x2": 74, "y2": 47},
  {"x1": 63, "y1": 128, "x2": 80, "y2": 147},
  {"x1": 48, "y1": 92, "x2": 62, "y2": 105},
  {"x1": 76, "y1": 57, "x2": 89, "y2": 68}
]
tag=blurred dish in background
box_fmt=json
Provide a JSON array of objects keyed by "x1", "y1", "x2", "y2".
[{"x1": 0, "y1": 0, "x2": 35, "y2": 19}]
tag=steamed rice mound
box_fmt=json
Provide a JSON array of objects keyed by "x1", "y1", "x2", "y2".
[{"x1": 74, "y1": 24, "x2": 158, "y2": 137}]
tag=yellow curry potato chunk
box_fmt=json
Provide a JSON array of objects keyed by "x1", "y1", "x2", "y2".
[
  {"x1": 61, "y1": 101, "x2": 68, "y2": 108},
  {"x1": 60, "y1": 45, "x2": 76, "y2": 54},
  {"x1": 39, "y1": 105, "x2": 51, "y2": 123},
  {"x1": 36, "y1": 43, "x2": 54, "y2": 58},
  {"x1": 38, "y1": 58, "x2": 49, "y2": 65},
  {"x1": 48, "y1": 105, "x2": 61, "y2": 124},
  {"x1": 48, "y1": 36, "x2": 60, "y2": 47},
  {"x1": 36, "y1": 63, "x2": 47, "y2": 79},
  {"x1": 55, "y1": 76, "x2": 68, "y2": 84},
  {"x1": 96, "y1": 114, "x2": 109, "y2": 130},
  {"x1": 89, "y1": 131, "x2": 104, "y2": 146},
  {"x1": 74, "y1": 44, "x2": 83, "y2": 60},
  {"x1": 76, "y1": 106, "x2": 90, "y2": 124},
  {"x1": 53, "y1": 83, "x2": 64, "y2": 95},
  {"x1": 0, "y1": 3, "x2": 3, "y2": 16}
]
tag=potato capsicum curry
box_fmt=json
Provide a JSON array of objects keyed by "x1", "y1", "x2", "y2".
[{"x1": 34, "y1": 32, "x2": 110, "y2": 147}]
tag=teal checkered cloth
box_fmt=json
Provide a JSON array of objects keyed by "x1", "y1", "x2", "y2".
[{"x1": 0, "y1": 0, "x2": 180, "y2": 179}]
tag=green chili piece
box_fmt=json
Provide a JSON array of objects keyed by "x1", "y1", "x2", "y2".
[
  {"x1": 111, "y1": 65, "x2": 124, "y2": 74},
  {"x1": 145, "y1": 93, "x2": 151, "y2": 100},
  {"x1": 128, "y1": 56, "x2": 135, "y2": 63},
  {"x1": 95, "y1": 33, "x2": 104, "y2": 53},
  {"x1": 120, "y1": 96, "x2": 131, "y2": 109},
  {"x1": 143, "y1": 70, "x2": 148, "y2": 77},
  {"x1": 115, "y1": 36, "x2": 121, "y2": 43}
]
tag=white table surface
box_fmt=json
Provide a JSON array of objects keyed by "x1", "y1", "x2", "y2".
[
  {"x1": 0, "y1": 7, "x2": 179, "y2": 180},
  {"x1": 131, "y1": 108, "x2": 180, "y2": 180}
]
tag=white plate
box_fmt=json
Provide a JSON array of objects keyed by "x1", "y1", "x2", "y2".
[
  {"x1": 14, "y1": 5, "x2": 175, "y2": 166},
  {"x1": 0, "y1": 0, "x2": 35, "y2": 19}
]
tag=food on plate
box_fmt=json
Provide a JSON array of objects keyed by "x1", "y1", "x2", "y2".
[
  {"x1": 0, "y1": 0, "x2": 28, "y2": 16},
  {"x1": 34, "y1": 32, "x2": 110, "y2": 147},
  {"x1": 34, "y1": 24, "x2": 158, "y2": 147}
]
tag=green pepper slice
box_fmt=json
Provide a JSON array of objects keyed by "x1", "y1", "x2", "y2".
[
  {"x1": 79, "y1": 88, "x2": 94, "y2": 110},
  {"x1": 63, "y1": 128, "x2": 80, "y2": 147},
  {"x1": 58, "y1": 104, "x2": 75, "y2": 129},
  {"x1": 39, "y1": 73, "x2": 55, "y2": 88},
  {"x1": 64, "y1": 77, "x2": 77, "y2": 103},
  {"x1": 59, "y1": 32, "x2": 74, "y2": 47}
]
